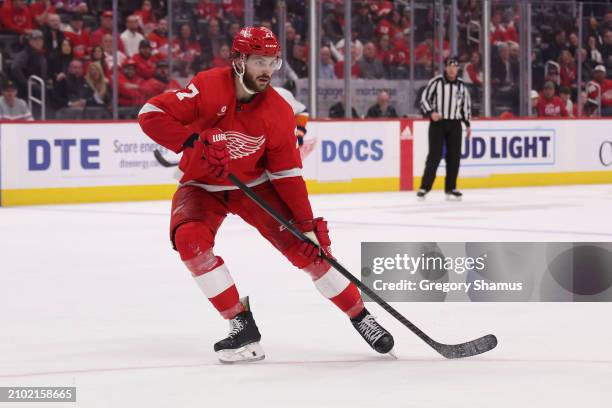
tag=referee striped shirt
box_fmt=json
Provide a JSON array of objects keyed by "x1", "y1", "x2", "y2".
[{"x1": 420, "y1": 74, "x2": 472, "y2": 127}]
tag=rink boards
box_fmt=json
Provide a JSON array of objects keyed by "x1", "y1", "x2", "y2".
[
  {"x1": 0, "y1": 120, "x2": 406, "y2": 206},
  {"x1": 0, "y1": 118, "x2": 610, "y2": 206}
]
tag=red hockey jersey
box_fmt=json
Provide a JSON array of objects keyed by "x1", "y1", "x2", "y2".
[{"x1": 138, "y1": 67, "x2": 311, "y2": 220}]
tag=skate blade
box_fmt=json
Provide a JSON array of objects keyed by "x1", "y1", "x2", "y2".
[
  {"x1": 416, "y1": 196, "x2": 426, "y2": 201},
  {"x1": 445, "y1": 195, "x2": 462, "y2": 202},
  {"x1": 217, "y1": 342, "x2": 265, "y2": 364},
  {"x1": 387, "y1": 348, "x2": 399, "y2": 360}
]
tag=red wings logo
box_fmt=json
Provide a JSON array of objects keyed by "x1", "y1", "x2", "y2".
[{"x1": 226, "y1": 131, "x2": 265, "y2": 159}]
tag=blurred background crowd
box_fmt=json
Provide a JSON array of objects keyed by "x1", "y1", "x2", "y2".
[{"x1": 0, "y1": 0, "x2": 611, "y2": 120}]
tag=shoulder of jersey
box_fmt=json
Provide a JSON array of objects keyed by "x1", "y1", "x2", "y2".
[
  {"x1": 193, "y1": 67, "x2": 233, "y2": 86},
  {"x1": 263, "y1": 86, "x2": 293, "y2": 115}
]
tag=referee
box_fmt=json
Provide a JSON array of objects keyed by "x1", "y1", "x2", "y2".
[{"x1": 418, "y1": 56, "x2": 472, "y2": 201}]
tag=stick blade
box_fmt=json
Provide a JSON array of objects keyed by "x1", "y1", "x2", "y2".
[{"x1": 436, "y1": 334, "x2": 498, "y2": 359}]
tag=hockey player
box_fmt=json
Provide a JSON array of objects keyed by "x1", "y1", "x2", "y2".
[{"x1": 138, "y1": 26, "x2": 394, "y2": 363}]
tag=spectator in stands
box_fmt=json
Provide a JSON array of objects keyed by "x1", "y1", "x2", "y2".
[
  {"x1": 92, "y1": 11, "x2": 123, "y2": 53},
  {"x1": 389, "y1": 32, "x2": 410, "y2": 79},
  {"x1": 10, "y1": 30, "x2": 48, "y2": 99},
  {"x1": 587, "y1": 17, "x2": 603, "y2": 46},
  {"x1": 490, "y1": 9, "x2": 508, "y2": 45},
  {"x1": 319, "y1": 46, "x2": 336, "y2": 79},
  {"x1": 377, "y1": 34, "x2": 393, "y2": 77},
  {"x1": 0, "y1": 80, "x2": 33, "y2": 121},
  {"x1": 353, "y1": 2, "x2": 375, "y2": 43},
  {"x1": 30, "y1": 0, "x2": 56, "y2": 30},
  {"x1": 559, "y1": 86, "x2": 573, "y2": 117},
  {"x1": 602, "y1": 29, "x2": 612, "y2": 68},
  {"x1": 463, "y1": 50, "x2": 483, "y2": 86},
  {"x1": 226, "y1": 22, "x2": 241, "y2": 45},
  {"x1": 366, "y1": 91, "x2": 398, "y2": 118},
  {"x1": 147, "y1": 18, "x2": 169, "y2": 57},
  {"x1": 88, "y1": 46, "x2": 108, "y2": 77},
  {"x1": 52, "y1": 59, "x2": 92, "y2": 113},
  {"x1": 133, "y1": 40, "x2": 162, "y2": 79},
  {"x1": 142, "y1": 60, "x2": 180, "y2": 99},
  {"x1": 359, "y1": 42, "x2": 384, "y2": 79},
  {"x1": 63, "y1": 13, "x2": 90, "y2": 59},
  {"x1": 545, "y1": 30, "x2": 568, "y2": 63},
  {"x1": 558, "y1": 50, "x2": 577, "y2": 90},
  {"x1": 329, "y1": 101, "x2": 359, "y2": 118},
  {"x1": 536, "y1": 81, "x2": 568, "y2": 117},
  {"x1": 121, "y1": 15, "x2": 145, "y2": 58},
  {"x1": 568, "y1": 32, "x2": 579, "y2": 58},
  {"x1": 334, "y1": 45, "x2": 361, "y2": 79},
  {"x1": 415, "y1": 34, "x2": 434, "y2": 68},
  {"x1": 102, "y1": 33, "x2": 127, "y2": 73},
  {"x1": 200, "y1": 18, "x2": 224, "y2": 66},
  {"x1": 211, "y1": 43, "x2": 231, "y2": 68},
  {"x1": 376, "y1": 9, "x2": 403, "y2": 39},
  {"x1": 492, "y1": 42, "x2": 518, "y2": 89},
  {"x1": 587, "y1": 35, "x2": 604, "y2": 68},
  {"x1": 322, "y1": 4, "x2": 343, "y2": 43},
  {"x1": 84, "y1": 62, "x2": 110, "y2": 108},
  {"x1": 42, "y1": 13, "x2": 64, "y2": 54},
  {"x1": 118, "y1": 59, "x2": 144, "y2": 107},
  {"x1": 197, "y1": 0, "x2": 221, "y2": 21},
  {"x1": 48, "y1": 38, "x2": 73, "y2": 83},
  {"x1": 288, "y1": 40, "x2": 308, "y2": 78},
  {"x1": 55, "y1": 1, "x2": 88, "y2": 15},
  {"x1": 574, "y1": 91, "x2": 592, "y2": 117},
  {"x1": 134, "y1": 0, "x2": 156, "y2": 34},
  {"x1": 0, "y1": 0, "x2": 33, "y2": 35},
  {"x1": 588, "y1": 65, "x2": 612, "y2": 116},
  {"x1": 174, "y1": 23, "x2": 203, "y2": 77}
]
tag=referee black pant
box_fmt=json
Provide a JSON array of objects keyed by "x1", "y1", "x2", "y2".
[{"x1": 420, "y1": 119, "x2": 462, "y2": 192}]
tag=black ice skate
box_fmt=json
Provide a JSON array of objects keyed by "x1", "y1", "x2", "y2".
[
  {"x1": 445, "y1": 189, "x2": 463, "y2": 201},
  {"x1": 214, "y1": 297, "x2": 264, "y2": 364},
  {"x1": 416, "y1": 189, "x2": 429, "y2": 201},
  {"x1": 351, "y1": 308, "x2": 394, "y2": 354}
]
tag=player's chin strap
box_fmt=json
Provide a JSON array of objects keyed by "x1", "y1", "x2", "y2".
[{"x1": 232, "y1": 56, "x2": 256, "y2": 95}]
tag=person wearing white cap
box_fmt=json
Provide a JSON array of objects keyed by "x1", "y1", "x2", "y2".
[{"x1": 588, "y1": 64, "x2": 612, "y2": 116}]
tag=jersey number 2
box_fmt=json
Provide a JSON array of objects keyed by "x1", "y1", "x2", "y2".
[{"x1": 176, "y1": 84, "x2": 199, "y2": 101}]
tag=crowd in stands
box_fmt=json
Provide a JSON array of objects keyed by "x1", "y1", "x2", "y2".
[{"x1": 1, "y1": 0, "x2": 612, "y2": 120}]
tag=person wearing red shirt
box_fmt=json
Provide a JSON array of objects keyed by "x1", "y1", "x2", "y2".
[
  {"x1": 148, "y1": 18, "x2": 169, "y2": 57},
  {"x1": 196, "y1": 0, "x2": 221, "y2": 20},
  {"x1": 463, "y1": 51, "x2": 483, "y2": 86},
  {"x1": 375, "y1": 14, "x2": 399, "y2": 39},
  {"x1": 536, "y1": 81, "x2": 569, "y2": 117},
  {"x1": 0, "y1": 0, "x2": 33, "y2": 34},
  {"x1": 63, "y1": 12, "x2": 91, "y2": 59},
  {"x1": 137, "y1": 26, "x2": 394, "y2": 363},
  {"x1": 118, "y1": 59, "x2": 144, "y2": 107},
  {"x1": 377, "y1": 34, "x2": 394, "y2": 67},
  {"x1": 133, "y1": 0, "x2": 155, "y2": 32},
  {"x1": 132, "y1": 40, "x2": 163, "y2": 79},
  {"x1": 211, "y1": 43, "x2": 232, "y2": 68},
  {"x1": 334, "y1": 44, "x2": 361, "y2": 78},
  {"x1": 588, "y1": 65, "x2": 612, "y2": 116},
  {"x1": 29, "y1": 0, "x2": 56, "y2": 29},
  {"x1": 559, "y1": 50, "x2": 577, "y2": 89},
  {"x1": 91, "y1": 11, "x2": 124, "y2": 53},
  {"x1": 141, "y1": 60, "x2": 181, "y2": 99}
]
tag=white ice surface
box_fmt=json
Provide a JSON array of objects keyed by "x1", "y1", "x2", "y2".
[{"x1": 1, "y1": 185, "x2": 611, "y2": 407}]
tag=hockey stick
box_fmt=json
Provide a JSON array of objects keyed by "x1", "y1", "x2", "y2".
[
  {"x1": 154, "y1": 149, "x2": 179, "y2": 167},
  {"x1": 228, "y1": 173, "x2": 498, "y2": 359}
]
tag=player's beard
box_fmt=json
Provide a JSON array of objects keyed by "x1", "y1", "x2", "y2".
[{"x1": 243, "y1": 70, "x2": 271, "y2": 93}]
